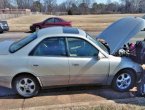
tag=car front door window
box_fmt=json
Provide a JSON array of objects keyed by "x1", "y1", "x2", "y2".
[
  {"x1": 67, "y1": 38, "x2": 99, "y2": 57},
  {"x1": 67, "y1": 37, "x2": 109, "y2": 85}
]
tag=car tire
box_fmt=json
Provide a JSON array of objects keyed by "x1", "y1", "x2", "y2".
[
  {"x1": 112, "y1": 69, "x2": 136, "y2": 92},
  {"x1": 0, "y1": 30, "x2": 3, "y2": 34},
  {"x1": 0, "y1": 27, "x2": 3, "y2": 34},
  {"x1": 13, "y1": 75, "x2": 40, "y2": 98}
]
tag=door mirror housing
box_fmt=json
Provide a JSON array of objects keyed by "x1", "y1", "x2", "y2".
[{"x1": 97, "y1": 52, "x2": 105, "y2": 60}]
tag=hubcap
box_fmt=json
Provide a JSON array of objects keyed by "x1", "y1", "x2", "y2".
[
  {"x1": 116, "y1": 73, "x2": 131, "y2": 90},
  {"x1": 16, "y1": 78, "x2": 35, "y2": 96},
  {"x1": 36, "y1": 27, "x2": 40, "y2": 31}
]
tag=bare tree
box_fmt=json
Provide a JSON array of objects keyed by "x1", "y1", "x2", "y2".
[
  {"x1": 79, "y1": 2, "x2": 89, "y2": 14},
  {"x1": 139, "y1": 0, "x2": 145, "y2": 12},
  {"x1": 0, "y1": 0, "x2": 11, "y2": 9},
  {"x1": 14, "y1": 0, "x2": 33, "y2": 9},
  {"x1": 57, "y1": 2, "x2": 67, "y2": 12},
  {"x1": 44, "y1": 0, "x2": 56, "y2": 14},
  {"x1": 32, "y1": 1, "x2": 42, "y2": 12}
]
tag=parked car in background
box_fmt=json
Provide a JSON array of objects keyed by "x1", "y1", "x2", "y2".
[
  {"x1": 30, "y1": 17, "x2": 72, "y2": 32},
  {"x1": 0, "y1": 21, "x2": 9, "y2": 33}
]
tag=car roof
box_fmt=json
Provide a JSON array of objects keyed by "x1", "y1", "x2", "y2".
[
  {"x1": 37, "y1": 27, "x2": 86, "y2": 38},
  {"x1": 46, "y1": 17, "x2": 64, "y2": 21}
]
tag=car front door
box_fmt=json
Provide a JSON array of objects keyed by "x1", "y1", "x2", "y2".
[
  {"x1": 67, "y1": 37, "x2": 110, "y2": 85},
  {"x1": 28, "y1": 37, "x2": 69, "y2": 87}
]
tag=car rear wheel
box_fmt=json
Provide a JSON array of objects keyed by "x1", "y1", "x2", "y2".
[
  {"x1": 13, "y1": 75, "x2": 40, "y2": 98},
  {"x1": 112, "y1": 70, "x2": 135, "y2": 92},
  {"x1": 0, "y1": 27, "x2": 3, "y2": 34}
]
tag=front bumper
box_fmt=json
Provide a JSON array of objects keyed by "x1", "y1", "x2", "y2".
[
  {"x1": 30, "y1": 25, "x2": 35, "y2": 32},
  {"x1": 2, "y1": 26, "x2": 9, "y2": 31}
]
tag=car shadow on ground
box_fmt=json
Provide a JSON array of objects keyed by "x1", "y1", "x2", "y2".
[
  {"x1": 25, "y1": 31, "x2": 33, "y2": 33},
  {"x1": 0, "y1": 85, "x2": 144, "y2": 106},
  {"x1": 41, "y1": 85, "x2": 137, "y2": 99}
]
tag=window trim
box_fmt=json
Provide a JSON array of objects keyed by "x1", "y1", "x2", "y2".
[
  {"x1": 66, "y1": 37, "x2": 99, "y2": 58},
  {"x1": 44, "y1": 18, "x2": 54, "y2": 24},
  {"x1": 29, "y1": 37, "x2": 68, "y2": 57},
  {"x1": 28, "y1": 36, "x2": 99, "y2": 58},
  {"x1": 54, "y1": 18, "x2": 63, "y2": 23},
  {"x1": 9, "y1": 33, "x2": 37, "y2": 53}
]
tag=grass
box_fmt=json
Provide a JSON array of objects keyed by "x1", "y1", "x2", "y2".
[
  {"x1": 69, "y1": 104, "x2": 145, "y2": 110},
  {"x1": 13, "y1": 98, "x2": 145, "y2": 110},
  {"x1": 7, "y1": 14, "x2": 144, "y2": 33}
]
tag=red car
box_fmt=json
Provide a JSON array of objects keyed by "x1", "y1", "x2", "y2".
[{"x1": 30, "y1": 17, "x2": 72, "y2": 32}]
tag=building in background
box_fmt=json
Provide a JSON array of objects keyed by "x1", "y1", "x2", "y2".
[{"x1": 0, "y1": 8, "x2": 31, "y2": 14}]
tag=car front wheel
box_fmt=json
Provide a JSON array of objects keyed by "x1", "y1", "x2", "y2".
[
  {"x1": 13, "y1": 75, "x2": 40, "y2": 98},
  {"x1": 112, "y1": 70, "x2": 135, "y2": 92}
]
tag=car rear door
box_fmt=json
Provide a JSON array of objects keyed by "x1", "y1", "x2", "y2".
[
  {"x1": 67, "y1": 37, "x2": 110, "y2": 85},
  {"x1": 54, "y1": 18, "x2": 64, "y2": 26},
  {"x1": 28, "y1": 37, "x2": 69, "y2": 87}
]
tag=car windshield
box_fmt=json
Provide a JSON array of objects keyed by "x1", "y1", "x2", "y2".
[
  {"x1": 87, "y1": 34, "x2": 109, "y2": 54},
  {"x1": 9, "y1": 33, "x2": 37, "y2": 53}
]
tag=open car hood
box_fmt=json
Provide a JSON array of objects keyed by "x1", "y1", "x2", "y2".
[{"x1": 97, "y1": 17, "x2": 145, "y2": 54}]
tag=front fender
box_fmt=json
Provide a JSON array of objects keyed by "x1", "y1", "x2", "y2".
[{"x1": 107, "y1": 56, "x2": 143, "y2": 85}]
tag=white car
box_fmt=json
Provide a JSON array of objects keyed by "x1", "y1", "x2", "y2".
[{"x1": 0, "y1": 17, "x2": 144, "y2": 97}]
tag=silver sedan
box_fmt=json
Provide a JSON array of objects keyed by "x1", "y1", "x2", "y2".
[{"x1": 0, "y1": 17, "x2": 144, "y2": 97}]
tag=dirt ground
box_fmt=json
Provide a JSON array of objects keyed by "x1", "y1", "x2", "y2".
[{"x1": 0, "y1": 86, "x2": 145, "y2": 110}]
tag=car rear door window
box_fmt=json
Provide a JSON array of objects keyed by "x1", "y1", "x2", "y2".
[
  {"x1": 9, "y1": 33, "x2": 37, "y2": 53},
  {"x1": 67, "y1": 38, "x2": 99, "y2": 57},
  {"x1": 45, "y1": 18, "x2": 54, "y2": 23},
  {"x1": 31, "y1": 38, "x2": 67, "y2": 56},
  {"x1": 54, "y1": 18, "x2": 63, "y2": 23}
]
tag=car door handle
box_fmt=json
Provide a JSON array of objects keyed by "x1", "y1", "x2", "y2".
[
  {"x1": 72, "y1": 64, "x2": 79, "y2": 66},
  {"x1": 33, "y1": 64, "x2": 39, "y2": 67}
]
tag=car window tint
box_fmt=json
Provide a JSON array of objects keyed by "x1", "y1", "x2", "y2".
[
  {"x1": 9, "y1": 33, "x2": 37, "y2": 53},
  {"x1": 67, "y1": 38, "x2": 99, "y2": 57},
  {"x1": 45, "y1": 18, "x2": 54, "y2": 23},
  {"x1": 55, "y1": 18, "x2": 63, "y2": 23},
  {"x1": 32, "y1": 38, "x2": 66, "y2": 56}
]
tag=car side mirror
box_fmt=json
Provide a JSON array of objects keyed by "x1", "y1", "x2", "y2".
[{"x1": 97, "y1": 52, "x2": 105, "y2": 60}]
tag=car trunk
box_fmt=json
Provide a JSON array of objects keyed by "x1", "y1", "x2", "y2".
[{"x1": 0, "y1": 40, "x2": 14, "y2": 55}]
